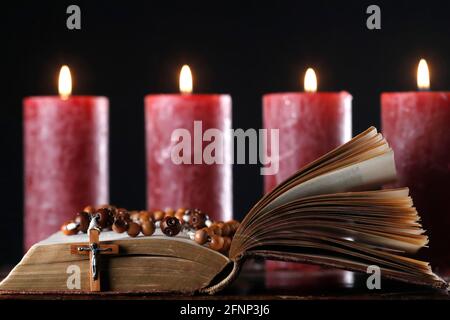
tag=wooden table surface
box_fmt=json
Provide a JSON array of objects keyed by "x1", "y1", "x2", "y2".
[{"x1": 1, "y1": 261, "x2": 449, "y2": 300}]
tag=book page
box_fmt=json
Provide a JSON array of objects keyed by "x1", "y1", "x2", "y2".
[{"x1": 261, "y1": 151, "x2": 396, "y2": 213}]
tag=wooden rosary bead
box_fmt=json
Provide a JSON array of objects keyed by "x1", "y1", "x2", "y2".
[
  {"x1": 95, "y1": 208, "x2": 112, "y2": 228},
  {"x1": 61, "y1": 220, "x2": 79, "y2": 235},
  {"x1": 227, "y1": 220, "x2": 240, "y2": 233},
  {"x1": 202, "y1": 227, "x2": 213, "y2": 237},
  {"x1": 222, "y1": 236, "x2": 232, "y2": 252},
  {"x1": 209, "y1": 224, "x2": 222, "y2": 236},
  {"x1": 83, "y1": 205, "x2": 96, "y2": 214},
  {"x1": 112, "y1": 219, "x2": 128, "y2": 233},
  {"x1": 109, "y1": 206, "x2": 118, "y2": 226},
  {"x1": 194, "y1": 229, "x2": 209, "y2": 245},
  {"x1": 153, "y1": 210, "x2": 165, "y2": 222},
  {"x1": 141, "y1": 221, "x2": 155, "y2": 236},
  {"x1": 209, "y1": 235, "x2": 225, "y2": 251},
  {"x1": 165, "y1": 208, "x2": 175, "y2": 217},
  {"x1": 160, "y1": 216, "x2": 182, "y2": 237},
  {"x1": 116, "y1": 208, "x2": 130, "y2": 221},
  {"x1": 98, "y1": 204, "x2": 115, "y2": 210},
  {"x1": 189, "y1": 210, "x2": 207, "y2": 230},
  {"x1": 175, "y1": 209, "x2": 185, "y2": 222},
  {"x1": 127, "y1": 222, "x2": 141, "y2": 237},
  {"x1": 129, "y1": 210, "x2": 140, "y2": 222},
  {"x1": 216, "y1": 221, "x2": 231, "y2": 237},
  {"x1": 114, "y1": 207, "x2": 125, "y2": 215},
  {"x1": 99, "y1": 204, "x2": 117, "y2": 217},
  {"x1": 138, "y1": 211, "x2": 151, "y2": 223},
  {"x1": 225, "y1": 221, "x2": 234, "y2": 234},
  {"x1": 74, "y1": 211, "x2": 90, "y2": 233}
]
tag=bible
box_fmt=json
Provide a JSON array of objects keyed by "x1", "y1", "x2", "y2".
[{"x1": 1, "y1": 127, "x2": 447, "y2": 294}]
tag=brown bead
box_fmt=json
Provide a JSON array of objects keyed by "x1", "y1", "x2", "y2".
[
  {"x1": 139, "y1": 211, "x2": 151, "y2": 223},
  {"x1": 222, "y1": 237, "x2": 232, "y2": 252},
  {"x1": 61, "y1": 220, "x2": 79, "y2": 235},
  {"x1": 203, "y1": 227, "x2": 215, "y2": 238},
  {"x1": 175, "y1": 207, "x2": 186, "y2": 215},
  {"x1": 127, "y1": 222, "x2": 141, "y2": 237},
  {"x1": 175, "y1": 209, "x2": 185, "y2": 222},
  {"x1": 98, "y1": 204, "x2": 115, "y2": 209},
  {"x1": 194, "y1": 229, "x2": 209, "y2": 245},
  {"x1": 165, "y1": 208, "x2": 175, "y2": 217},
  {"x1": 215, "y1": 221, "x2": 224, "y2": 229},
  {"x1": 160, "y1": 216, "x2": 182, "y2": 237},
  {"x1": 114, "y1": 207, "x2": 124, "y2": 214},
  {"x1": 99, "y1": 205, "x2": 117, "y2": 217},
  {"x1": 129, "y1": 210, "x2": 140, "y2": 222},
  {"x1": 219, "y1": 223, "x2": 231, "y2": 237},
  {"x1": 189, "y1": 210, "x2": 207, "y2": 230},
  {"x1": 83, "y1": 205, "x2": 96, "y2": 214},
  {"x1": 227, "y1": 220, "x2": 240, "y2": 233},
  {"x1": 116, "y1": 208, "x2": 130, "y2": 221},
  {"x1": 225, "y1": 221, "x2": 235, "y2": 234},
  {"x1": 209, "y1": 224, "x2": 222, "y2": 236},
  {"x1": 106, "y1": 212, "x2": 115, "y2": 227},
  {"x1": 209, "y1": 235, "x2": 225, "y2": 251},
  {"x1": 141, "y1": 221, "x2": 156, "y2": 236},
  {"x1": 112, "y1": 219, "x2": 128, "y2": 233},
  {"x1": 153, "y1": 210, "x2": 165, "y2": 221},
  {"x1": 95, "y1": 208, "x2": 112, "y2": 228},
  {"x1": 74, "y1": 211, "x2": 90, "y2": 233}
]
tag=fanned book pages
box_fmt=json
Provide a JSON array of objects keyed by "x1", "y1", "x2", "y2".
[{"x1": 0, "y1": 127, "x2": 447, "y2": 294}]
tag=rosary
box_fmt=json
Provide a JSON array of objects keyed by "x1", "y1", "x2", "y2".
[
  {"x1": 63, "y1": 205, "x2": 240, "y2": 291},
  {"x1": 62, "y1": 205, "x2": 240, "y2": 253}
]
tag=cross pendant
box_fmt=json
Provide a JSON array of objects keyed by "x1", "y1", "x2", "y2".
[{"x1": 70, "y1": 228, "x2": 119, "y2": 292}]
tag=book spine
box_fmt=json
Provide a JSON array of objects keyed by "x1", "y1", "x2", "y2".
[{"x1": 200, "y1": 261, "x2": 241, "y2": 295}]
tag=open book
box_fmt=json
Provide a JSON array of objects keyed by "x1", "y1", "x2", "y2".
[{"x1": 1, "y1": 127, "x2": 447, "y2": 294}]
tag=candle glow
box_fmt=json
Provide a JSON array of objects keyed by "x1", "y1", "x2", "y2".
[
  {"x1": 179, "y1": 65, "x2": 193, "y2": 94},
  {"x1": 58, "y1": 65, "x2": 72, "y2": 100},
  {"x1": 304, "y1": 68, "x2": 317, "y2": 93},
  {"x1": 417, "y1": 59, "x2": 430, "y2": 90}
]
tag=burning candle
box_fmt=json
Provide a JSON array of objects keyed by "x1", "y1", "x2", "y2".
[
  {"x1": 263, "y1": 68, "x2": 352, "y2": 272},
  {"x1": 145, "y1": 65, "x2": 232, "y2": 221},
  {"x1": 263, "y1": 68, "x2": 352, "y2": 192},
  {"x1": 382, "y1": 59, "x2": 450, "y2": 273},
  {"x1": 23, "y1": 65, "x2": 109, "y2": 249}
]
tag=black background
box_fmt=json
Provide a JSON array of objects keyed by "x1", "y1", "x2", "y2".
[{"x1": 2, "y1": 0, "x2": 450, "y2": 263}]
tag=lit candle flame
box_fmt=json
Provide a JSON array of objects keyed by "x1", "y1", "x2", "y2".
[
  {"x1": 304, "y1": 68, "x2": 317, "y2": 93},
  {"x1": 417, "y1": 59, "x2": 430, "y2": 90},
  {"x1": 179, "y1": 65, "x2": 193, "y2": 94},
  {"x1": 58, "y1": 65, "x2": 72, "y2": 100}
]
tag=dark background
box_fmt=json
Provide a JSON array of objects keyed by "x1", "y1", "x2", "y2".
[{"x1": 2, "y1": 0, "x2": 450, "y2": 263}]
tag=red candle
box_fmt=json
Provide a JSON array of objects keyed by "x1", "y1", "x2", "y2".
[
  {"x1": 24, "y1": 66, "x2": 108, "y2": 249},
  {"x1": 382, "y1": 59, "x2": 450, "y2": 273},
  {"x1": 263, "y1": 68, "x2": 352, "y2": 271},
  {"x1": 145, "y1": 65, "x2": 232, "y2": 221}
]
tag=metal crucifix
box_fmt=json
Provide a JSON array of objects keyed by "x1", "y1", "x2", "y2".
[{"x1": 70, "y1": 215, "x2": 119, "y2": 292}]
